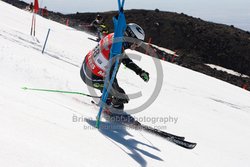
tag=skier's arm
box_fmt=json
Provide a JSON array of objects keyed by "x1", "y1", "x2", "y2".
[
  {"x1": 121, "y1": 54, "x2": 141, "y2": 73},
  {"x1": 122, "y1": 54, "x2": 150, "y2": 82},
  {"x1": 90, "y1": 20, "x2": 98, "y2": 28}
]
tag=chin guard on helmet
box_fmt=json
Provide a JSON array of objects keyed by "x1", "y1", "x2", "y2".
[{"x1": 123, "y1": 37, "x2": 143, "y2": 49}]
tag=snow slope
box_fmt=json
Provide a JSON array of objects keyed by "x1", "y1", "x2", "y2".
[{"x1": 1, "y1": 1, "x2": 250, "y2": 167}]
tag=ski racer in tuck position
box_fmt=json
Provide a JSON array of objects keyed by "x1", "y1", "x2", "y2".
[{"x1": 80, "y1": 23, "x2": 150, "y2": 113}]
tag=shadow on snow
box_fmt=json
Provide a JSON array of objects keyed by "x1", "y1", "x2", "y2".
[{"x1": 85, "y1": 119, "x2": 163, "y2": 167}]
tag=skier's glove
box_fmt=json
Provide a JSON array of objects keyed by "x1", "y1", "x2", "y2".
[{"x1": 139, "y1": 70, "x2": 150, "y2": 82}]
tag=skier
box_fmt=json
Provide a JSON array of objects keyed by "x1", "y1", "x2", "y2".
[
  {"x1": 90, "y1": 14, "x2": 109, "y2": 41},
  {"x1": 80, "y1": 23, "x2": 150, "y2": 112},
  {"x1": 25, "y1": 2, "x2": 33, "y2": 12}
]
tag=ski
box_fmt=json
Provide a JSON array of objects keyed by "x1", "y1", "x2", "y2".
[
  {"x1": 91, "y1": 100, "x2": 196, "y2": 149},
  {"x1": 88, "y1": 37, "x2": 99, "y2": 42},
  {"x1": 138, "y1": 124, "x2": 185, "y2": 141},
  {"x1": 91, "y1": 100, "x2": 185, "y2": 140},
  {"x1": 138, "y1": 125, "x2": 196, "y2": 149},
  {"x1": 122, "y1": 120, "x2": 196, "y2": 149}
]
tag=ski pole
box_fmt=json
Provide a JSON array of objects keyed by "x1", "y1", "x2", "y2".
[{"x1": 22, "y1": 87, "x2": 100, "y2": 98}]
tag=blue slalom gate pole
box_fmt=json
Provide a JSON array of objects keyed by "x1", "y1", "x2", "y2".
[
  {"x1": 96, "y1": 0, "x2": 126, "y2": 128},
  {"x1": 42, "y1": 28, "x2": 51, "y2": 54}
]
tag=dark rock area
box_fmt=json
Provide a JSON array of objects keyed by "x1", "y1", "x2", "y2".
[{"x1": 3, "y1": 0, "x2": 250, "y2": 91}]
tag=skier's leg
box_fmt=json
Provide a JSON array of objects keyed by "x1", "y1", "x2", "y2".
[
  {"x1": 109, "y1": 79, "x2": 129, "y2": 110},
  {"x1": 97, "y1": 31, "x2": 101, "y2": 42},
  {"x1": 80, "y1": 62, "x2": 104, "y2": 91},
  {"x1": 80, "y1": 62, "x2": 113, "y2": 107}
]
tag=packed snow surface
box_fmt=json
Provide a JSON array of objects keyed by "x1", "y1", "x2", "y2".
[{"x1": 1, "y1": 1, "x2": 250, "y2": 167}]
